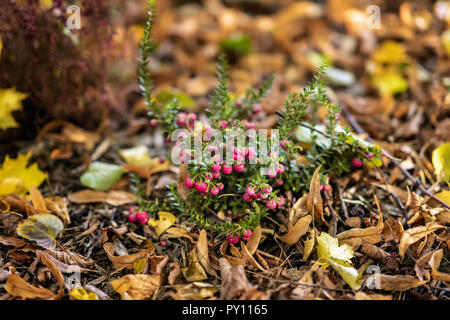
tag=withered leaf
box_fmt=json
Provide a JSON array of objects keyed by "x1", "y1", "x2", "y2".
[
  {"x1": 377, "y1": 274, "x2": 427, "y2": 291},
  {"x1": 219, "y1": 257, "x2": 255, "y2": 300},
  {"x1": 337, "y1": 213, "x2": 383, "y2": 249},
  {"x1": 4, "y1": 268, "x2": 54, "y2": 299},
  {"x1": 68, "y1": 190, "x2": 137, "y2": 206},
  {"x1": 399, "y1": 222, "x2": 444, "y2": 261},
  {"x1": 197, "y1": 229, "x2": 218, "y2": 277},
  {"x1": 111, "y1": 274, "x2": 160, "y2": 300},
  {"x1": 103, "y1": 242, "x2": 156, "y2": 270},
  {"x1": 182, "y1": 249, "x2": 208, "y2": 282},
  {"x1": 277, "y1": 215, "x2": 312, "y2": 245}
]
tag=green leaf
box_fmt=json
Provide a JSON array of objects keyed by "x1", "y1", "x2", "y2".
[
  {"x1": 432, "y1": 142, "x2": 450, "y2": 183},
  {"x1": 219, "y1": 34, "x2": 252, "y2": 56},
  {"x1": 17, "y1": 214, "x2": 64, "y2": 249},
  {"x1": 80, "y1": 162, "x2": 124, "y2": 191}
]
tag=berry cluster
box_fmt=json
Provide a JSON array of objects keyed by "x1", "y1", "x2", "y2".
[
  {"x1": 226, "y1": 229, "x2": 252, "y2": 244},
  {"x1": 128, "y1": 206, "x2": 149, "y2": 225}
]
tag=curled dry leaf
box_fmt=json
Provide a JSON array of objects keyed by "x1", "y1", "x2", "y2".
[
  {"x1": 382, "y1": 217, "x2": 404, "y2": 243},
  {"x1": 68, "y1": 190, "x2": 137, "y2": 206},
  {"x1": 219, "y1": 240, "x2": 246, "y2": 267},
  {"x1": 306, "y1": 165, "x2": 327, "y2": 225},
  {"x1": 38, "y1": 252, "x2": 65, "y2": 300},
  {"x1": 44, "y1": 196, "x2": 70, "y2": 224},
  {"x1": 277, "y1": 215, "x2": 312, "y2": 245},
  {"x1": 240, "y1": 241, "x2": 267, "y2": 272},
  {"x1": 337, "y1": 212, "x2": 384, "y2": 249},
  {"x1": 103, "y1": 242, "x2": 156, "y2": 270},
  {"x1": 2, "y1": 193, "x2": 38, "y2": 216},
  {"x1": 246, "y1": 225, "x2": 262, "y2": 255},
  {"x1": 111, "y1": 274, "x2": 160, "y2": 300},
  {"x1": 165, "y1": 227, "x2": 195, "y2": 243},
  {"x1": 399, "y1": 222, "x2": 444, "y2": 261},
  {"x1": 170, "y1": 282, "x2": 218, "y2": 300},
  {"x1": 29, "y1": 186, "x2": 49, "y2": 214},
  {"x1": 197, "y1": 229, "x2": 218, "y2": 277},
  {"x1": 4, "y1": 267, "x2": 54, "y2": 299},
  {"x1": 182, "y1": 248, "x2": 208, "y2": 282},
  {"x1": 428, "y1": 249, "x2": 450, "y2": 282},
  {"x1": 45, "y1": 248, "x2": 96, "y2": 268},
  {"x1": 219, "y1": 257, "x2": 255, "y2": 300},
  {"x1": 303, "y1": 229, "x2": 316, "y2": 261}
]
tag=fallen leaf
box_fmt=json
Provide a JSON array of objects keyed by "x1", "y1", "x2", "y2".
[
  {"x1": 70, "y1": 287, "x2": 99, "y2": 300},
  {"x1": 170, "y1": 282, "x2": 217, "y2": 300},
  {"x1": 382, "y1": 217, "x2": 404, "y2": 243},
  {"x1": 29, "y1": 186, "x2": 49, "y2": 214},
  {"x1": 166, "y1": 227, "x2": 195, "y2": 243},
  {"x1": 17, "y1": 213, "x2": 64, "y2": 249},
  {"x1": 44, "y1": 196, "x2": 70, "y2": 224},
  {"x1": 182, "y1": 249, "x2": 208, "y2": 282},
  {"x1": 277, "y1": 215, "x2": 312, "y2": 245},
  {"x1": 399, "y1": 222, "x2": 444, "y2": 260},
  {"x1": 306, "y1": 165, "x2": 327, "y2": 225},
  {"x1": 435, "y1": 190, "x2": 450, "y2": 208},
  {"x1": 0, "y1": 151, "x2": 47, "y2": 197},
  {"x1": 103, "y1": 242, "x2": 156, "y2": 270},
  {"x1": 111, "y1": 274, "x2": 160, "y2": 300},
  {"x1": 432, "y1": 142, "x2": 450, "y2": 183},
  {"x1": 428, "y1": 249, "x2": 450, "y2": 282},
  {"x1": 303, "y1": 229, "x2": 316, "y2": 261},
  {"x1": 197, "y1": 229, "x2": 217, "y2": 277},
  {"x1": 246, "y1": 225, "x2": 262, "y2": 254},
  {"x1": 4, "y1": 267, "x2": 54, "y2": 299},
  {"x1": 0, "y1": 88, "x2": 28, "y2": 130},
  {"x1": 80, "y1": 161, "x2": 124, "y2": 191},
  {"x1": 377, "y1": 274, "x2": 427, "y2": 291},
  {"x1": 337, "y1": 213, "x2": 383, "y2": 249},
  {"x1": 119, "y1": 145, "x2": 153, "y2": 167},
  {"x1": 219, "y1": 257, "x2": 255, "y2": 299},
  {"x1": 68, "y1": 189, "x2": 137, "y2": 206},
  {"x1": 148, "y1": 211, "x2": 176, "y2": 236}
]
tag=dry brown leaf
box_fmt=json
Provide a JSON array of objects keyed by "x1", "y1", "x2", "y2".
[
  {"x1": 306, "y1": 165, "x2": 327, "y2": 225},
  {"x1": 354, "y1": 292, "x2": 392, "y2": 300},
  {"x1": 3, "y1": 194, "x2": 38, "y2": 216},
  {"x1": 382, "y1": 217, "x2": 404, "y2": 243},
  {"x1": 303, "y1": 230, "x2": 316, "y2": 261},
  {"x1": 168, "y1": 262, "x2": 181, "y2": 286},
  {"x1": 0, "y1": 235, "x2": 26, "y2": 247},
  {"x1": 246, "y1": 225, "x2": 261, "y2": 255},
  {"x1": 38, "y1": 251, "x2": 65, "y2": 300},
  {"x1": 29, "y1": 186, "x2": 49, "y2": 214},
  {"x1": 44, "y1": 196, "x2": 70, "y2": 224},
  {"x1": 219, "y1": 241, "x2": 247, "y2": 267},
  {"x1": 240, "y1": 241, "x2": 267, "y2": 272},
  {"x1": 4, "y1": 267, "x2": 54, "y2": 299},
  {"x1": 103, "y1": 242, "x2": 156, "y2": 270},
  {"x1": 361, "y1": 241, "x2": 389, "y2": 263},
  {"x1": 337, "y1": 213, "x2": 383, "y2": 249},
  {"x1": 111, "y1": 274, "x2": 160, "y2": 300},
  {"x1": 165, "y1": 227, "x2": 195, "y2": 243},
  {"x1": 182, "y1": 249, "x2": 208, "y2": 282},
  {"x1": 45, "y1": 249, "x2": 96, "y2": 268},
  {"x1": 377, "y1": 274, "x2": 427, "y2": 291},
  {"x1": 277, "y1": 215, "x2": 312, "y2": 245},
  {"x1": 428, "y1": 249, "x2": 450, "y2": 282},
  {"x1": 219, "y1": 257, "x2": 255, "y2": 300},
  {"x1": 196, "y1": 229, "x2": 217, "y2": 277},
  {"x1": 68, "y1": 190, "x2": 137, "y2": 206},
  {"x1": 399, "y1": 222, "x2": 444, "y2": 260}
]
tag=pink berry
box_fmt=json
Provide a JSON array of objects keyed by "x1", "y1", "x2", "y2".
[
  {"x1": 324, "y1": 184, "x2": 332, "y2": 192},
  {"x1": 280, "y1": 139, "x2": 291, "y2": 150},
  {"x1": 226, "y1": 233, "x2": 240, "y2": 245},
  {"x1": 187, "y1": 113, "x2": 197, "y2": 122},
  {"x1": 217, "y1": 182, "x2": 224, "y2": 191},
  {"x1": 150, "y1": 119, "x2": 158, "y2": 127},
  {"x1": 242, "y1": 193, "x2": 252, "y2": 202},
  {"x1": 266, "y1": 199, "x2": 277, "y2": 210},
  {"x1": 195, "y1": 181, "x2": 208, "y2": 193},
  {"x1": 233, "y1": 154, "x2": 244, "y2": 163},
  {"x1": 247, "y1": 122, "x2": 255, "y2": 129},
  {"x1": 242, "y1": 229, "x2": 252, "y2": 241},
  {"x1": 211, "y1": 164, "x2": 221, "y2": 173},
  {"x1": 276, "y1": 196, "x2": 285, "y2": 207},
  {"x1": 160, "y1": 240, "x2": 167, "y2": 248},
  {"x1": 219, "y1": 120, "x2": 228, "y2": 129},
  {"x1": 204, "y1": 173, "x2": 213, "y2": 180},
  {"x1": 267, "y1": 169, "x2": 277, "y2": 178},
  {"x1": 251, "y1": 192, "x2": 260, "y2": 199},
  {"x1": 222, "y1": 164, "x2": 233, "y2": 175},
  {"x1": 234, "y1": 99, "x2": 243, "y2": 108},
  {"x1": 277, "y1": 164, "x2": 285, "y2": 174},
  {"x1": 128, "y1": 213, "x2": 137, "y2": 223},
  {"x1": 246, "y1": 186, "x2": 256, "y2": 196},
  {"x1": 262, "y1": 184, "x2": 273, "y2": 194},
  {"x1": 352, "y1": 157, "x2": 363, "y2": 168},
  {"x1": 136, "y1": 211, "x2": 148, "y2": 225},
  {"x1": 176, "y1": 112, "x2": 187, "y2": 126},
  {"x1": 260, "y1": 192, "x2": 269, "y2": 200},
  {"x1": 252, "y1": 104, "x2": 262, "y2": 114},
  {"x1": 210, "y1": 186, "x2": 219, "y2": 196},
  {"x1": 244, "y1": 148, "x2": 249, "y2": 156},
  {"x1": 366, "y1": 153, "x2": 374, "y2": 159},
  {"x1": 185, "y1": 178, "x2": 195, "y2": 188},
  {"x1": 212, "y1": 171, "x2": 221, "y2": 179},
  {"x1": 233, "y1": 163, "x2": 245, "y2": 172},
  {"x1": 275, "y1": 179, "x2": 284, "y2": 186}
]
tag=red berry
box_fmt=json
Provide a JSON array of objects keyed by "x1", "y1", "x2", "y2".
[
  {"x1": 233, "y1": 163, "x2": 245, "y2": 172},
  {"x1": 242, "y1": 229, "x2": 252, "y2": 241},
  {"x1": 246, "y1": 186, "x2": 256, "y2": 196},
  {"x1": 185, "y1": 178, "x2": 195, "y2": 188},
  {"x1": 276, "y1": 196, "x2": 285, "y2": 207},
  {"x1": 280, "y1": 139, "x2": 291, "y2": 150},
  {"x1": 212, "y1": 171, "x2": 221, "y2": 179},
  {"x1": 160, "y1": 240, "x2": 167, "y2": 248},
  {"x1": 226, "y1": 233, "x2": 240, "y2": 245},
  {"x1": 275, "y1": 179, "x2": 284, "y2": 186},
  {"x1": 243, "y1": 193, "x2": 252, "y2": 202},
  {"x1": 149, "y1": 119, "x2": 158, "y2": 127},
  {"x1": 277, "y1": 164, "x2": 285, "y2": 174},
  {"x1": 267, "y1": 169, "x2": 277, "y2": 178},
  {"x1": 204, "y1": 173, "x2": 213, "y2": 180},
  {"x1": 195, "y1": 181, "x2": 208, "y2": 193},
  {"x1": 136, "y1": 211, "x2": 148, "y2": 225},
  {"x1": 252, "y1": 104, "x2": 262, "y2": 114},
  {"x1": 211, "y1": 164, "x2": 221, "y2": 173},
  {"x1": 219, "y1": 120, "x2": 228, "y2": 129},
  {"x1": 217, "y1": 182, "x2": 224, "y2": 191}
]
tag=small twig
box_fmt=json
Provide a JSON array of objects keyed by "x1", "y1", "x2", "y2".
[
  {"x1": 340, "y1": 103, "x2": 450, "y2": 210},
  {"x1": 335, "y1": 183, "x2": 349, "y2": 219}
]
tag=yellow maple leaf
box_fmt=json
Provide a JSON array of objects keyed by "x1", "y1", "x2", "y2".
[
  {"x1": 0, "y1": 152, "x2": 47, "y2": 197},
  {"x1": 148, "y1": 211, "x2": 176, "y2": 236},
  {"x1": 0, "y1": 88, "x2": 28, "y2": 130}
]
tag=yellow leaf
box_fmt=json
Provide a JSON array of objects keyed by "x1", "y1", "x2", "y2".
[
  {"x1": 372, "y1": 69, "x2": 409, "y2": 97},
  {"x1": 111, "y1": 274, "x2": 160, "y2": 300},
  {"x1": 0, "y1": 151, "x2": 47, "y2": 197},
  {"x1": 316, "y1": 232, "x2": 361, "y2": 290},
  {"x1": 182, "y1": 249, "x2": 208, "y2": 282},
  {"x1": 432, "y1": 142, "x2": 450, "y2": 183},
  {"x1": 118, "y1": 145, "x2": 152, "y2": 167},
  {"x1": 148, "y1": 211, "x2": 176, "y2": 236},
  {"x1": 39, "y1": 0, "x2": 53, "y2": 10},
  {"x1": 71, "y1": 287, "x2": 99, "y2": 300},
  {"x1": 0, "y1": 88, "x2": 28, "y2": 130},
  {"x1": 372, "y1": 41, "x2": 408, "y2": 64},
  {"x1": 435, "y1": 190, "x2": 450, "y2": 207},
  {"x1": 442, "y1": 29, "x2": 450, "y2": 57},
  {"x1": 317, "y1": 232, "x2": 354, "y2": 264},
  {"x1": 133, "y1": 258, "x2": 147, "y2": 274}
]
